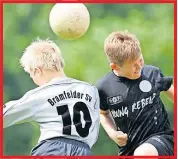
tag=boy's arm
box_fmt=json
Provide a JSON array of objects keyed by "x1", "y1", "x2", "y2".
[
  {"x1": 100, "y1": 109, "x2": 128, "y2": 147},
  {"x1": 100, "y1": 109, "x2": 117, "y2": 135},
  {"x1": 163, "y1": 85, "x2": 174, "y2": 102},
  {"x1": 3, "y1": 92, "x2": 36, "y2": 128}
]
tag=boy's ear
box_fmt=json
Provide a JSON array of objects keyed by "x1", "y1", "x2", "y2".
[
  {"x1": 110, "y1": 63, "x2": 119, "y2": 71},
  {"x1": 35, "y1": 67, "x2": 43, "y2": 76}
]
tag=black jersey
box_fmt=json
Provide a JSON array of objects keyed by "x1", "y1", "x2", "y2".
[{"x1": 96, "y1": 65, "x2": 173, "y2": 155}]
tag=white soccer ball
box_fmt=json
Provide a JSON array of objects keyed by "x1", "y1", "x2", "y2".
[{"x1": 49, "y1": 3, "x2": 90, "y2": 40}]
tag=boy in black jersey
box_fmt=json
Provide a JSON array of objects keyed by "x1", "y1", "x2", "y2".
[{"x1": 96, "y1": 31, "x2": 174, "y2": 156}]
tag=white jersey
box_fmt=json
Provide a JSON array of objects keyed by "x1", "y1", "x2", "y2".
[{"x1": 3, "y1": 77, "x2": 100, "y2": 148}]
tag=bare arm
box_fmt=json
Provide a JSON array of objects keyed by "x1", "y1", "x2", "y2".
[
  {"x1": 163, "y1": 85, "x2": 174, "y2": 102},
  {"x1": 100, "y1": 109, "x2": 127, "y2": 146},
  {"x1": 100, "y1": 110, "x2": 117, "y2": 136}
]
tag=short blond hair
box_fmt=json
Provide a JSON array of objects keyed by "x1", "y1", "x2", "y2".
[
  {"x1": 20, "y1": 38, "x2": 65, "y2": 73},
  {"x1": 104, "y1": 31, "x2": 141, "y2": 66}
]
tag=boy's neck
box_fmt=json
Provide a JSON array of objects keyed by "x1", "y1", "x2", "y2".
[
  {"x1": 113, "y1": 70, "x2": 121, "y2": 77},
  {"x1": 40, "y1": 70, "x2": 66, "y2": 86}
]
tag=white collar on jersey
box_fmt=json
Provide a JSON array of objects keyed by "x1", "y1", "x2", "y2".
[{"x1": 48, "y1": 76, "x2": 69, "y2": 84}]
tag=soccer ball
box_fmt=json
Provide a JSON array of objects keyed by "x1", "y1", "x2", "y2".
[{"x1": 49, "y1": 3, "x2": 90, "y2": 40}]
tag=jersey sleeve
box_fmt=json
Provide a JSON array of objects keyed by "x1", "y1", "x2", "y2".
[
  {"x1": 96, "y1": 82, "x2": 109, "y2": 111},
  {"x1": 3, "y1": 91, "x2": 37, "y2": 128},
  {"x1": 155, "y1": 68, "x2": 173, "y2": 91}
]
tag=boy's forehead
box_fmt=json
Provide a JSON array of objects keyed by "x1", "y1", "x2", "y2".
[{"x1": 124, "y1": 54, "x2": 143, "y2": 65}]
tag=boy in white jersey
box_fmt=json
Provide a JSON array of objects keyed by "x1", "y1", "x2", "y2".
[{"x1": 3, "y1": 38, "x2": 100, "y2": 156}]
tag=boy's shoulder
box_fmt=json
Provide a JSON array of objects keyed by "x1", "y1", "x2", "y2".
[
  {"x1": 142, "y1": 64, "x2": 160, "y2": 71},
  {"x1": 96, "y1": 72, "x2": 114, "y2": 89},
  {"x1": 142, "y1": 65, "x2": 161, "y2": 74},
  {"x1": 141, "y1": 65, "x2": 164, "y2": 81},
  {"x1": 65, "y1": 78, "x2": 94, "y2": 87},
  {"x1": 29, "y1": 77, "x2": 95, "y2": 95}
]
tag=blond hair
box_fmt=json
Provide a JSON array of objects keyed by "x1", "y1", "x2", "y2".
[
  {"x1": 104, "y1": 31, "x2": 141, "y2": 66},
  {"x1": 20, "y1": 38, "x2": 65, "y2": 73}
]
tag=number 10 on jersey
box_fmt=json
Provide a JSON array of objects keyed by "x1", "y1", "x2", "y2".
[{"x1": 56, "y1": 102, "x2": 92, "y2": 137}]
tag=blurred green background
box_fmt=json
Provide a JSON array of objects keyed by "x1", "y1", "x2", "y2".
[{"x1": 3, "y1": 3, "x2": 174, "y2": 155}]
